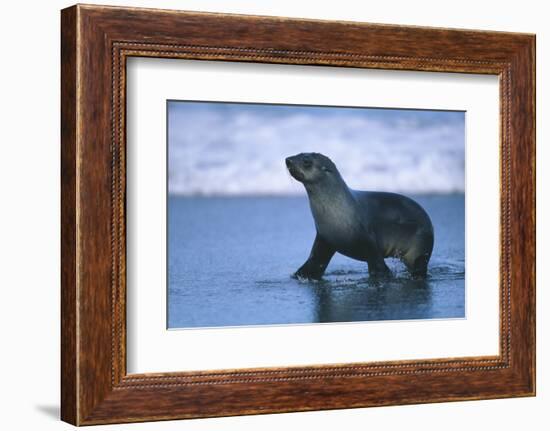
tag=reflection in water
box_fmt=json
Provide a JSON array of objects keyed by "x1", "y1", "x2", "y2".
[
  {"x1": 310, "y1": 274, "x2": 433, "y2": 323},
  {"x1": 291, "y1": 260, "x2": 465, "y2": 324}
]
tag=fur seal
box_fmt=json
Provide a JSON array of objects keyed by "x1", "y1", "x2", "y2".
[{"x1": 286, "y1": 152, "x2": 434, "y2": 279}]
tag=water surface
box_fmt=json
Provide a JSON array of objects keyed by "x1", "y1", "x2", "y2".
[{"x1": 168, "y1": 195, "x2": 465, "y2": 328}]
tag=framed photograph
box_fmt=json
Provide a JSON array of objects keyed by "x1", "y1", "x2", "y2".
[{"x1": 61, "y1": 4, "x2": 535, "y2": 425}]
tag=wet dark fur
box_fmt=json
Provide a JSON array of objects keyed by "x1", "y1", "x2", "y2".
[{"x1": 286, "y1": 152, "x2": 434, "y2": 280}]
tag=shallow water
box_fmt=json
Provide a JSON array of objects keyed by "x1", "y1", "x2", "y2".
[{"x1": 168, "y1": 194, "x2": 465, "y2": 329}]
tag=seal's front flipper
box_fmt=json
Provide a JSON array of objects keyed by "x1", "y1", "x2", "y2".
[{"x1": 293, "y1": 234, "x2": 335, "y2": 280}]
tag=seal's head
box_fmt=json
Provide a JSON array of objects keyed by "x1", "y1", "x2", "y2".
[{"x1": 285, "y1": 152, "x2": 340, "y2": 186}]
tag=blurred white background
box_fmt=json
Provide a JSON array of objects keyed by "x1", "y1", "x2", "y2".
[
  {"x1": 168, "y1": 102, "x2": 465, "y2": 195},
  {"x1": 0, "y1": 1, "x2": 545, "y2": 430}
]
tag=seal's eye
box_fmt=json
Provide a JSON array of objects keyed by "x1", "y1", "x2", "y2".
[{"x1": 302, "y1": 159, "x2": 313, "y2": 168}]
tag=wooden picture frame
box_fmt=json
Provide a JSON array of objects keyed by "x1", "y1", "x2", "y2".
[{"x1": 61, "y1": 4, "x2": 535, "y2": 425}]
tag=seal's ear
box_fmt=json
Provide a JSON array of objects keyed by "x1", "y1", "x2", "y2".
[{"x1": 321, "y1": 165, "x2": 332, "y2": 173}]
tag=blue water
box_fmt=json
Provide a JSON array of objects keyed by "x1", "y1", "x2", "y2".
[{"x1": 168, "y1": 195, "x2": 465, "y2": 329}]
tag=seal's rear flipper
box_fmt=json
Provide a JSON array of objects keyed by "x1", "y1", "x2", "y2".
[{"x1": 367, "y1": 257, "x2": 392, "y2": 278}]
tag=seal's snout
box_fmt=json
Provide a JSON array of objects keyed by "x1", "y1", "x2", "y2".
[
  {"x1": 285, "y1": 157, "x2": 293, "y2": 168},
  {"x1": 286, "y1": 155, "x2": 304, "y2": 182}
]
